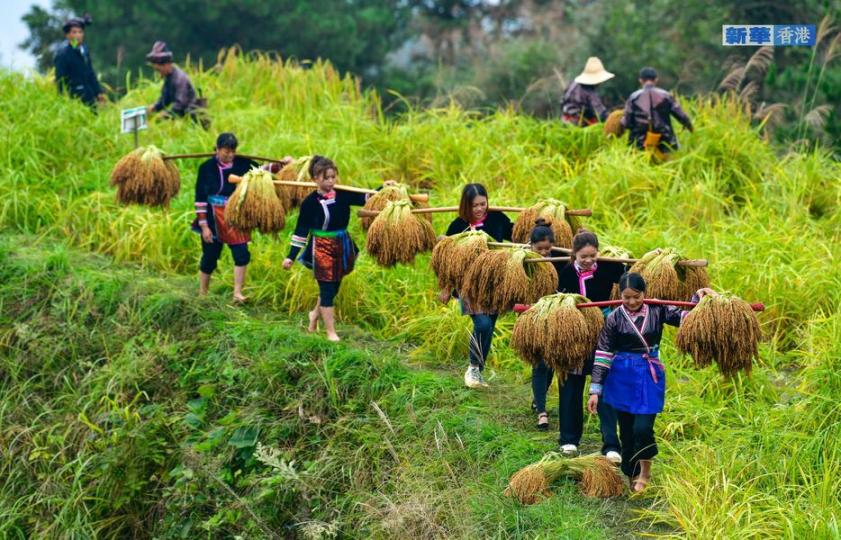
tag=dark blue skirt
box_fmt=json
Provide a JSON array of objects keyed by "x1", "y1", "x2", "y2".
[{"x1": 603, "y1": 351, "x2": 665, "y2": 415}]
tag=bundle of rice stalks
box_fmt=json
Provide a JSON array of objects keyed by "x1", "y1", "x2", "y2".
[
  {"x1": 225, "y1": 168, "x2": 286, "y2": 234},
  {"x1": 365, "y1": 200, "x2": 436, "y2": 267},
  {"x1": 512, "y1": 199, "x2": 581, "y2": 248},
  {"x1": 511, "y1": 293, "x2": 604, "y2": 372},
  {"x1": 275, "y1": 156, "x2": 314, "y2": 207},
  {"x1": 461, "y1": 248, "x2": 557, "y2": 313},
  {"x1": 675, "y1": 294, "x2": 760, "y2": 376},
  {"x1": 505, "y1": 453, "x2": 624, "y2": 504},
  {"x1": 360, "y1": 183, "x2": 430, "y2": 231},
  {"x1": 600, "y1": 244, "x2": 633, "y2": 300},
  {"x1": 431, "y1": 230, "x2": 493, "y2": 292},
  {"x1": 628, "y1": 248, "x2": 709, "y2": 301},
  {"x1": 604, "y1": 110, "x2": 625, "y2": 138},
  {"x1": 110, "y1": 145, "x2": 180, "y2": 207}
]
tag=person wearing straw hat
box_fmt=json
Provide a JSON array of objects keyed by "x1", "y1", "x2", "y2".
[
  {"x1": 54, "y1": 15, "x2": 106, "y2": 108},
  {"x1": 561, "y1": 57, "x2": 613, "y2": 126},
  {"x1": 144, "y1": 41, "x2": 206, "y2": 125},
  {"x1": 620, "y1": 66, "x2": 694, "y2": 158}
]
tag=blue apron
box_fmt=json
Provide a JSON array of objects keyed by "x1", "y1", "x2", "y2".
[{"x1": 603, "y1": 348, "x2": 665, "y2": 414}]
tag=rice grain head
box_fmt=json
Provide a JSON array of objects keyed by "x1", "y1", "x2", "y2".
[
  {"x1": 463, "y1": 248, "x2": 557, "y2": 313},
  {"x1": 512, "y1": 293, "x2": 604, "y2": 371},
  {"x1": 110, "y1": 145, "x2": 180, "y2": 207},
  {"x1": 365, "y1": 200, "x2": 436, "y2": 267},
  {"x1": 225, "y1": 167, "x2": 286, "y2": 234},
  {"x1": 604, "y1": 110, "x2": 625, "y2": 138},
  {"x1": 430, "y1": 230, "x2": 492, "y2": 293},
  {"x1": 504, "y1": 464, "x2": 551, "y2": 505},
  {"x1": 512, "y1": 199, "x2": 580, "y2": 247},
  {"x1": 579, "y1": 457, "x2": 625, "y2": 498},
  {"x1": 361, "y1": 183, "x2": 411, "y2": 231},
  {"x1": 276, "y1": 156, "x2": 314, "y2": 207},
  {"x1": 629, "y1": 248, "x2": 709, "y2": 301},
  {"x1": 675, "y1": 294, "x2": 760, "y2": 376}
]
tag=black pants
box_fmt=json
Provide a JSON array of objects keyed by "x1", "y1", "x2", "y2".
[
  {"x1": 200, "y1": 241, "x2": 250, "y2": 274},
  {"x1": 531, "y1": 361, "x2": 554, "y2": 413},
  {"x1": 616, "y1": 411, "x2": 658, "y2": 478},
  {"x1": 469, "y1": 313, "x2": 498, "y2": 369},
  {"x1": 558, "y1": 373, "x2": 621, "y2": 454},
  {"x1": 317, "y1": 280, "x2": 341, "y2": 307}
]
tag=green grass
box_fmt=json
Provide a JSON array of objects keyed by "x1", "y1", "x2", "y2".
[{"x1": 0, "y1": 52, "x2": 838, "y2": 538}]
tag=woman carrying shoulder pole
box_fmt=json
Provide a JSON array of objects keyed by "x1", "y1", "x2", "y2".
[
  {"x1": 282, "y1": 156, "x2": 393, "y2": 342},
  {"x1": 527, "y1": 219, "x2": 560, "y2": 430},
  {"x1": 587, "y1": 272, "x2": 717, "y2": 492},
  {"x1": 555, "y1": 229, "x2": 623, "y2": 461},
  {"x1": 438, "y1": 183, "x2": 514, "y2": 389}
]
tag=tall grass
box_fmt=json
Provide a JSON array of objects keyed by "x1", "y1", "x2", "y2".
[{"x1": 0, "y1": 51, "x2": 839, "y2": 537}]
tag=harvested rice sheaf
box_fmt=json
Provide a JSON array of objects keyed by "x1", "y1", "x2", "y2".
[
  {"x1": 462, "y1": 248, "x2": 557, "y2": 313},
  {"x1": 360, "y1": 183, "x2": 431, "y2": 231},
  {"x1": 600, "y1": 245, "x2": 633, "y2": 300},
  {"x1": 225, "y1": 168, "x2": 286, "y2": 234},
  {"x1": 505, "y1": 453, "x2": 624, "y2": 505},
  {"x1": 675, "y1": 294, "x2": 760, "y2": 376},
  {"x1": 110, "y1": 145, "x2": 180, "y2": 207},
  {"x1": 275, "y1": 156, "x2": 314, "y2": 208},
  {"x1": 512, "y1": 199, "x2": 581, "y2": 248},
  {"x1": 366, "y1": 200, "x2": 436, "y2": 267},
  {"x1": 430, "y1": 230, "x2": 492, "y2": 293},
  {"x1": 511, "y1": 293, "x2": 604, "y2": 372},
  {"x1": 604, "y1": 110, "x2": 625, "y2": 138},
  {"x1": 628, "y1": 248, "x2": 710, "y2": 301}
]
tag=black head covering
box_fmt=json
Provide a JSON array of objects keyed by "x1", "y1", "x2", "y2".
[
  {"x1": 62, "y1": 14, "x2": 92, "y2": 34},
  {"x1": 146, "y1": 41, "x2": 174, "y2": 64}
]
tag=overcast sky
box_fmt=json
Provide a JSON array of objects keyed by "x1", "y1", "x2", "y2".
[{"x1": 1, "y1": 0, "x2": 50, "y2": 71}]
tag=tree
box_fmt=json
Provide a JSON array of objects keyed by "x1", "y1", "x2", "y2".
[{"x1": 20, "y1": 0, "x2": 409, "y2": 91}]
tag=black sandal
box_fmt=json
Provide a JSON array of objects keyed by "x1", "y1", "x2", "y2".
[{"x1": 536, "y1": 412, "x2": 549, "y2": 431}]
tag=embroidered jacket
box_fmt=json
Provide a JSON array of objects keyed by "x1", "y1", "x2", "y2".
[
  {"x1": 589, "y1": 303, "x2": 689, "y2": 395},
  {"x1": 287, "y1": 190, "x2": 368, "y2": 260}
]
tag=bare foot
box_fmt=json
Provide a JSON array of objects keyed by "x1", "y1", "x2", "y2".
[
  {"x1": 307, "y1": 310, "x2": 319, "y2": 333},
  {"x1": 199, "y1": 289, "x2": 209, "y2": 296},
  {"x1": 632, "y1": 478, "x2": 649, "y2": 493},
  {"x1": 233, "y1": 293, "x2": 248, "y2": 303},
  {"x1": 326, "y1": 332, "x2": 341, "y2": 342}
]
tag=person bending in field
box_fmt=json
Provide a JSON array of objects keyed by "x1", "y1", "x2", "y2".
[
  {"x1": 438, "y1": 183, "x2": 513, "y2": 389},
  {"x1": 54, "y1": 15, "x2": 106, "y2": 108},
  {"x1": 145, "y1": 41, "x2": 207, "y2": 127},
  {"x1": 587, "y1": 272, "x2": 716, "y2": 492},
  {"x1": 561, "y1": 57, "x2": 613, "y2": 126},
  {"x1": 194, "y1": 132, "x2": 289, "y2": 303},
  {"x1": 282, "y1": 156, "x2": 394, "y2": 342},
  {"x1": 620, "y1": 67, "x2": 693, "y2": 159}
]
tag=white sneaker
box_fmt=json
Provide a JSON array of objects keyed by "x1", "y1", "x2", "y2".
[
  {"x1": 560, "y1": 444, "x2": 578, "y2": 456},
  {"x1": 464, "y1": 366, "x2": 485, "y2": 388},
  {"x1": 605, "y1": 451, "x2": 622, "y2": 464}
]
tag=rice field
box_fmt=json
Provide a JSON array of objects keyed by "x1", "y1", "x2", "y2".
[{"x1": 0, "y1": 52, "x2": 839, "y2": 538}]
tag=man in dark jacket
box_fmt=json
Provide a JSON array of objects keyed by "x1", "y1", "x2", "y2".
[
  {"x1": 620, "y1": 67, "x2": 693, "y2": 155},
  {"x1": 561, "y1": 57, "x2": 613, "y2": 126},
  {"x1": 144, "y1": 41, "x2": 206, "y2": 126},
  {"x1": 54, "y1": 16, "x2": 105, "y2": 107}
]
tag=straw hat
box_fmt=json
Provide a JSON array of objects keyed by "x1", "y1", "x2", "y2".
[{"x1": 574, "y1": 57, "x2": 614, "y2": 85}]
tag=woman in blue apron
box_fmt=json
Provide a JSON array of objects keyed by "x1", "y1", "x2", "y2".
[
  {"x1": 587, "y1": 272, "x2": 716, "y2": 492},
  {"x1": 282, "y1": 156, "x2": 392, "y2": 342}
]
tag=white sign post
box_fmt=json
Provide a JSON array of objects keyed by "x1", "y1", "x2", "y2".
[{"x1": 121, "y1": 107, "x2": 148, "y2": 148}]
